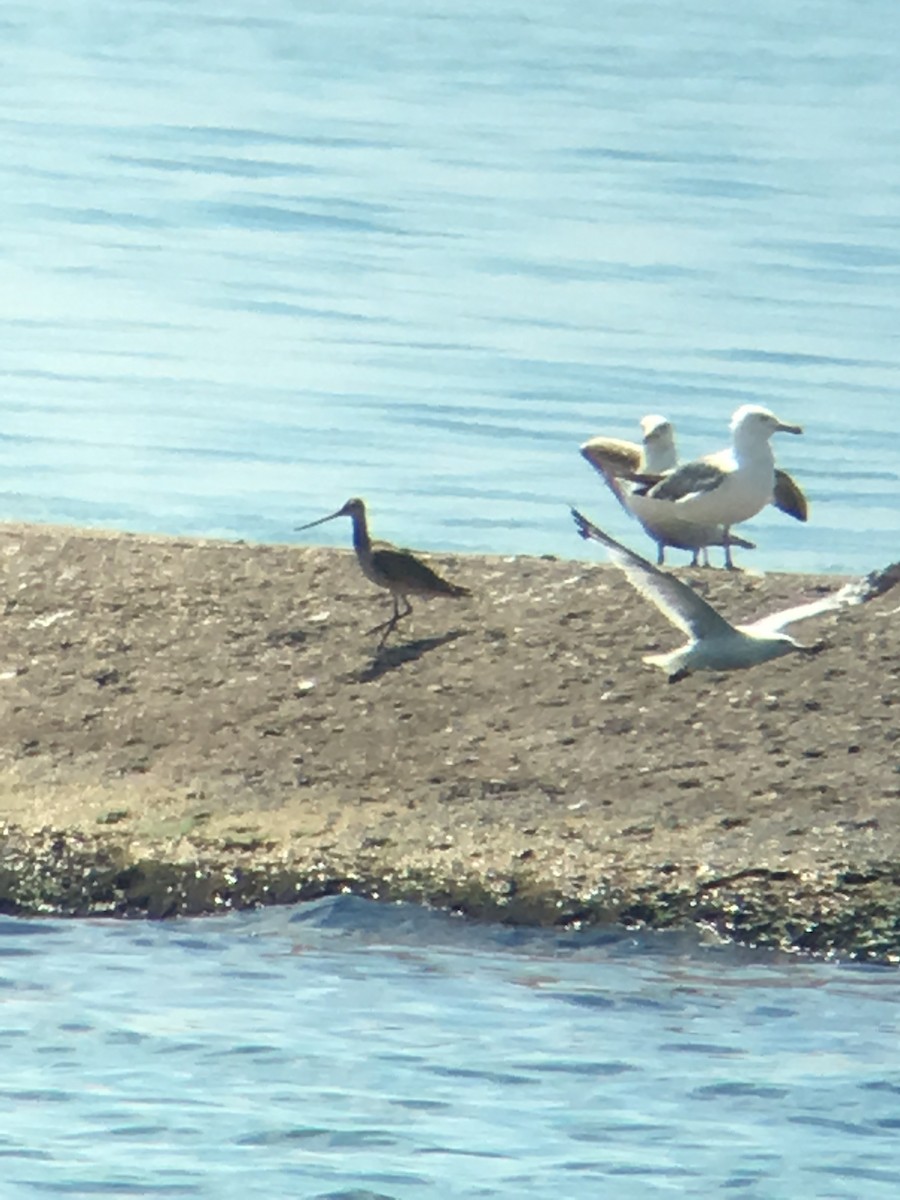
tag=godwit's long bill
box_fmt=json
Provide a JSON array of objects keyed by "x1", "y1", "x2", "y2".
[{"x1": 296, "y1": 497, "x2": 470, "y2": 647}]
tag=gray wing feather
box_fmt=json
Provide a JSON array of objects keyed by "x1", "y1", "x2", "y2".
[
  {"x1": 571, "y1": 509, "x2": 738, "y2": 640},
  {"x1": 642, "y1": 460, "x2": 727, "y2": 502},
  {"x1": 745, "y1": 593, "x2": 850, "y2": 636},
  {"x1": 747, "y1": 564, "x2": 900, "y2": 636}
]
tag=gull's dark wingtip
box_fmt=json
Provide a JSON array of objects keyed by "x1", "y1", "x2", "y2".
[{"x1": 570, "y1": 506, "x2": 593, "y2": 540}]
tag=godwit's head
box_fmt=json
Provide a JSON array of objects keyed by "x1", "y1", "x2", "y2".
[{"x1": 296, "y1": 496, "x2": 367, "y2": 532}]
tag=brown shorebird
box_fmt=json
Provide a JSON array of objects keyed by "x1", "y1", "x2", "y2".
[{"x1": 296, "y1": 497, "x2": 470, "y2": 646}]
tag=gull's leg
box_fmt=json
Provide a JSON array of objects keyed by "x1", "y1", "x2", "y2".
[
  {"x1": 656, "y1": 543, "x2": 665, "y2": 566},
  {"x1": 723, "y1": 531, "x2": 736, "y2": 571},
  {"x1": 701, "y1": 548, "x2": 710, "y2": 568},
  {"x1": 690, "y1": 549, "x2": 700, "y2": 567}
]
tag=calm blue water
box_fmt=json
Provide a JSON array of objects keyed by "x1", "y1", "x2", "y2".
[
  {"x1": 2, "y1": 5, "x2": 900, "y2": 1194},
  {"x1": 3, "y1": 896, "x2": 900, "y2": 1200},
  {"x1": 1, "y1": 0, "x2": 897, "y2": 572}
]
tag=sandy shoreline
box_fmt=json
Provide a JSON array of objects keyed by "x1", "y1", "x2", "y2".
[{"x1": 0, "y1": 521, "x2": 898, "y2": 960}]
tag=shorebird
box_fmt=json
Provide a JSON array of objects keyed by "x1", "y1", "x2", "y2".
[
  {"x1": 296, "y1": 497, "x2": 470, "y2": 647},
  {"x1": 624, "y1": 405, "x2": 802, "y2": 569},
  {"x1": 572, "y1": 508, "x2": 867, "y2": 682},
  {"x1": 581, "y1": 413, "x2": 679, "y2": 481},
  {"x1": 580, "y1": 412, "x2": 808, "y2": 568}
]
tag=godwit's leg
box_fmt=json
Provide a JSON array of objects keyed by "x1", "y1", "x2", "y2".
[
  {"x1": 374, "y1": 596, "x2": 414, "y2": 648},
  {"x1": 368, "y1": 594, "x2": 401, "y2": 637},
  {"x1": 396, "y1": 596, "x2": 413, "y2": 625}
]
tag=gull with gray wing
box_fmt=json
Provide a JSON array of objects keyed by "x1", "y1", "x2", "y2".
[
  {"x1": 572, "y1": 508, "x2": 869, "y2": 683},
  {"x1": 581, "y1": 412, "x2": 807, "y2": 568},
  {"x1": 623, "y1": 405, "x2": 803, "y2": 569}
]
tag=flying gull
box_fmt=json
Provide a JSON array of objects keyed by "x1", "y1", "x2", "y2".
[
  {"x1": 571, "y1": 508, "x2": 873, "y2": 683},
  {"x1": 580, "y1": 411, "x2": 807, "y2": 568}
]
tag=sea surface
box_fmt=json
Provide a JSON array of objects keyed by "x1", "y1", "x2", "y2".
[
  {"x1": 1, "y1": 0, "x2": 898, "y2": 573},
  {"x1": 2, "y1": 4, "x2": 899, "y2": 1196},
  {"x1": 4, "y1": 896, "x2": 900, "y2": 1200}
]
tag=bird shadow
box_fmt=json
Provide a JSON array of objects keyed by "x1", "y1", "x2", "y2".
[{"x1": 358, "y1": 630, "x2": 465, "y2": 682}]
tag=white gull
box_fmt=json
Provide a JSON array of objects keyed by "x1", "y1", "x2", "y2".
[
  {"x1": 580, "y1": 413, "x2": 679, "y2": 481},
  {"x1": 625, "y1": 404, "x2": 803, "y2": 569},
  {"x1": 580, "y1": 411, "x2": 807, "y2": 568},
  {"x1": 571, "y1": 508, "x2": 873, "y2": 683},
  {"x1": 582, "y1": 414, "x2": 752, "y2": 567}
]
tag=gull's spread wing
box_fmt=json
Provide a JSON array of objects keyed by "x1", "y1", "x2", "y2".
[
  {"x1": 571, "y1": 508, "x2": 738, "y2": 641},
  {"x1": 746, "y1": 563, "x2": 900, "y2": 637}
]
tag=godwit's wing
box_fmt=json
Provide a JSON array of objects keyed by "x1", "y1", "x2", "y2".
[
  {"x1": 371, "y1": 541, "x2": 469, "y2": 598},
  {"x1": 772, "y1": 469, "x2": 808, "y2": 523},
  {"x1": 571, "y1": 509, "x2": 737, "y2": 641}
]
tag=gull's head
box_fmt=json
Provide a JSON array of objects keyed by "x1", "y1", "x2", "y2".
[
  {"x1": 640, "y1": 413, "x2": 672, "y2": 440},
  {"x1": 640, "y1": 414, "x2": 675, "y2": 447},
  {"x1": 755, "y1": 631, "x2": 820, "y2": 664},
  {"x1": 640, "y1": 414, "x2": 677, "y2": 472},
  {"x1": 730, "y1": 404, "x2": 803, "y2": 441},
  {"x1": 773, "y1": 632, "x2": 803, "y2": 654}
]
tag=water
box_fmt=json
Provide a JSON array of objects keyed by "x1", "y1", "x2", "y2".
[
  {"x1": 1, "y1": 1, "x2": 897, "y2": 572},
  {"x1": 1, "y1": 896, "x2": 899, "y2": 1199}
]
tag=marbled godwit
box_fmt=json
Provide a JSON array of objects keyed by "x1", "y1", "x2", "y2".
[
  {"x1": 296, "y1": 497, "x2": 470, "y2": 646},
  {"x1": 580, "y1": 412, "x2": 807, "y2": 568},
  {"x1": 572, "y1": 508, "x2": 867, "y2": 682}
]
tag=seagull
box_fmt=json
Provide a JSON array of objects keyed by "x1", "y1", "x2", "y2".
[
  {"x1": 625, "y1": 404, "x2": 803, "y2": 569},
  {"x1": 581, "y1": 413, "x2": 679, "y2": 481},
  {"x1": 296, "y1": 497, "x2": 470, "y2": 647},
  {"x1": 571, "y1": 508, "x2": 871, "y2": 683},
  {"x1": 580, "y1": 411, "x2": 807, "y2": 568},
  {"x1": 582, "y1": 415, "x2": 749, "y2": 566}
]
